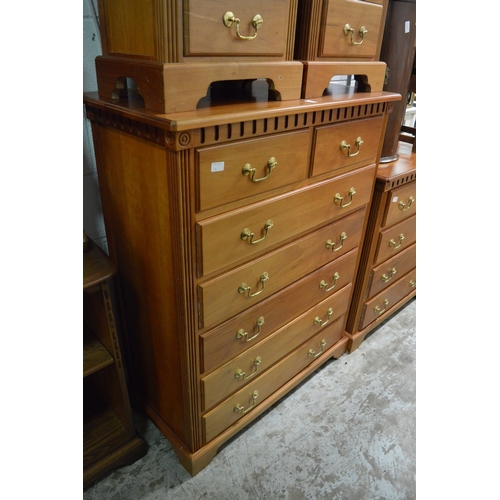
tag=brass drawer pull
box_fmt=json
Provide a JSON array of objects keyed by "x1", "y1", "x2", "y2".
[
  {"x1": 236, "y1": 316, "x2": 265, "y2": 342},
  {"x1": 398, "y1": 196, "x2": 415, "y2": 212},
  {"x1": 241, "y1": 220, "x2": 273, "y2": 245},
  {"x1": 389, "y1": 234, "x2": 405, "y2": 250},
  {"x1": 238, "y1": 272, "x2": 269, "y2": 297},
  {"x1": 325, "y1": 232, "x2": 347, "y2": 252},
  {"x1": 314, "y1": 308, "x2": 334, "y2": 328},
  {"x1": 409, "y1": 280, "x2": 416, "y2": 288},
  {"x1": 381, "y1": 268, "x2": 397, "y2": 283},
  {"x1": 374, "y1": 299, "x2": 389, "y2": 316},
  {"x1": 308, "y1": 339, "x2": 327, "y2": 358},
  {"x1": 242, "y1": 157, "x2": 277, "y2": 183},
  {"x1": 319, "y1": 272, "x2": 340, "y2": 292},
  {"x1": 340, "y1": 137, "x2": 363, "y2": 157},
  {"x1": 334, "y1": 187, "x2": 356, "y2": 208},
  {"x1": 234, "y1": 390, "x2": 259, "y2": 414},
  {"x1": 223, "y1": 12, "x2": 263, "y2": 41},
  {"x1": 235, "y1": 357, "x2": 262, "y2": 380},
  {"x1": 344, "y1": 23, "x2": 368, "y2": 45}
]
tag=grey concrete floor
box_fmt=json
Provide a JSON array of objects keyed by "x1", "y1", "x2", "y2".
[{"x1": 84, "y1": 298, "x2": 416, "y2": 500}]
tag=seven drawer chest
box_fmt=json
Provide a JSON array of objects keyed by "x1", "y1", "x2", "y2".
[{"x1": 84, "y1": 88, "x2": 400, "y2": 474}]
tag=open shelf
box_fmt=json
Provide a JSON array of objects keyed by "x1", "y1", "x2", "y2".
[{"x1": 83, "y1": 323, "x2": 114, "y2": 377}]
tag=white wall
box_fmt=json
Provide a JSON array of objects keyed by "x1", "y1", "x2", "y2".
[{"x1": 83, "y1": 0, "x2": 107, "y2": 251}]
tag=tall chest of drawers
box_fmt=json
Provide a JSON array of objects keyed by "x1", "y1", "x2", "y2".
[
  {"x1": 345, "y1": 142, "x2": 416, "y2": 351},
  {"x1": 83, "y1": 90, "x2": 399, "y2": 475}
]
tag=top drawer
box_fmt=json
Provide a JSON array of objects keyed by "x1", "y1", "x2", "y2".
[
  {"x1": 295, "y1": 0, "x2": 386, "y2": 61},
  {"x1": 319, "y1": 0, "x2": 385, "y2": 60},
  {"x1": 311, "y1": 115, "x2": 384, "y2": 178},
  {"x1": 196, "y1": 130, "x2": 310, "y2": 212},
  {"x1": 381, "y1": 181, "x2": 416, "y2": 228},
  {"x1": 185, "y1": 1, "x2": 296, "y2": 59}
]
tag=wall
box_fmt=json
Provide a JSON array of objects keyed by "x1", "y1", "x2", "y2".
[{"x1": 83, "y1": 0, "x2": 107, "y2": 251}]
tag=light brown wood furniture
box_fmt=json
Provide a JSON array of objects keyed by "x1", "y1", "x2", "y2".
[
  {"x1": 345, "y1": 142, "x2": 415, "y2": 352},
  {"x1": 83, "y1": 86, "x2": 400, "y2": 475},
  {"x1": 83, "y1": 235, "x2": 147, "y2": 488},
  {"x1": 94, "y1": 0, "x2": 304, "y2": 113},
  {"x1": 295, "y1": 0, "x2": 389, "y2": 62}
]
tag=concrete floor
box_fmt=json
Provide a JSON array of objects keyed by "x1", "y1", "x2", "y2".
[{"x1": 84, "y1": 298, "x2": 416, "y2": 500}]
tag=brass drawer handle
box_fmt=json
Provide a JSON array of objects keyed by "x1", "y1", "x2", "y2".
[
  {"x1": 242, "y1": 157, "x2": 277, "y2": 183},
  {"x1": 344, "y1": 23, "x2": 368, "y2": 45},
  {"x1": 374, "y1": 299, "x2": 389, "y2": 316},
  {"x1": 409, "y1": 280, "x2": 416, "y2": 288},
  {"x1": 381, "y1": 268, "x2": 397, "y2": 283},
  {"x1": 234, "y1": 390, "x2": 259, "y2": 414},
  {"x1": 389, "y1": 234, "x2": 405, "y2": 250},
  {"x1": 238, "y1": 272, "x2": 269, "y2": 297},
  {"x1": 235, "y1": 357, "x2": 262, "y2": 380},
  {"x1": 334, "y1": 187, "x2": 356, "y2": 208},
  {"x1": 398, "y1": 196, "x2": 415, "y2": 212},
  {"x1": 325, "y1": 232, "x2": 347, "y2": 252},
  {"x1": 319, "y1": 272, "x2": 340, "y2": 292},
  {"x1": 308, "y1": 339, "x2": 327, "y2": 358},
  {"x1": 340, "y1": 137, "x2": 363, "y2": 157},
  {"x1": 241, "y1": 220, "x2": 273, "y2": 245},
  {"x1": 236, "y1": 316, "x2": 265, "y2": 342},
  {"x1": 314, "y1": 308, "x2": 334, "y2": 328},
  {"x1": 223, "y1": 12, "x2": 263, "y2": 40}
]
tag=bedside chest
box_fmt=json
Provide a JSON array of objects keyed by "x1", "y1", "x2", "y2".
[{"x1": 345, "y1": 141, "x2": 416, "y2": 351}]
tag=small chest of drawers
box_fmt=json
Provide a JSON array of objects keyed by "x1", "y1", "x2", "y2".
[
  {"x1": 84, "y1": 89, "x2": 399, "y2": 475},
  {"x1": 345, "y1": 141, "x2": 416, "y2": 351}
]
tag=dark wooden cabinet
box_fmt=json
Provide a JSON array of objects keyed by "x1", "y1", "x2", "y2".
[{"x1": 83, "y1": 237, "x2": 147, "y2": 488}]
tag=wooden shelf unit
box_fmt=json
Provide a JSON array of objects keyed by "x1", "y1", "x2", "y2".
[{"x1": 83, "y1": 237, "x2": 147, "y2": 488}]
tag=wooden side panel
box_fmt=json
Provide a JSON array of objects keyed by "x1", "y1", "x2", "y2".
[
  {"x1": 98, "y1": 0, "x2": 157, "y2": 59},
  {"x1": 91, "y1": 125, "x2": 189, "y2": 444}
]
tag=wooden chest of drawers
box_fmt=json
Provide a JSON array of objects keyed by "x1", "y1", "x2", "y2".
[
  {"x1": 83, "y1": 89, "x2": 400, "y2": 475},
  {"x1": 345, "y1": 142, "x2": 416, "y2": 351}
]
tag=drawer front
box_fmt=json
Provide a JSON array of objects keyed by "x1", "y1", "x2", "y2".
[
  {"x1": 200, "y1": 249, "x2": 358, "y2": 373},
  {"x1": 198, "y1": 225, "x2": 360, "y2": 330},
  {"x1": 202, "y1": 290, "x2": 349, "y2": 411},
  {"x1": 367, "y1": 243, "x2": 416, "y2": 298},
  {"x1": 202, "y1": 314, "x2": 345, "y2": 443},
  {"x1": 360, "y1": 269, "x2": 416, "y2": 330},
  {"x1": 311, "y1": 116, "x2": 384, "y2": 177},
  {"x1": 197, "y1": 130, "x2": 310, "y2": 212},
  {"x1": 185, "y1": 1, "x2": 293, "y2": 58},
  {"x1": 382, "y1": 181, "x2": 416, "y2": 228},
  {"x1": 319, "y1": 0, "x2": 385, "y2": 59},
  {"x1": 197, "y1": 165, "x2": 375, "y2": 276},
  {"x1": 374, "y1": 214, "x2": 416, "y2": 266}
]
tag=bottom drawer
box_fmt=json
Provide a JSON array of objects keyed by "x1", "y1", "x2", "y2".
[
  {"x1": 202, "y1": 314, "x2": 345, "y2": 444},
  {"x1": 360, "y1": 268, "x2": 416, "y2": 330}
]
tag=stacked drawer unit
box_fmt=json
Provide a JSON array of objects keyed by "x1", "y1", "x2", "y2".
[
  {"x1": 345, "y1": 143, "x2": 416, "y2": 351},
  {"x1": 83, "y1": 90, "x2": 400, "y2": 475},
  {"x1": 94, "y1": 0, "x2": 304, "y2": 113}
]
